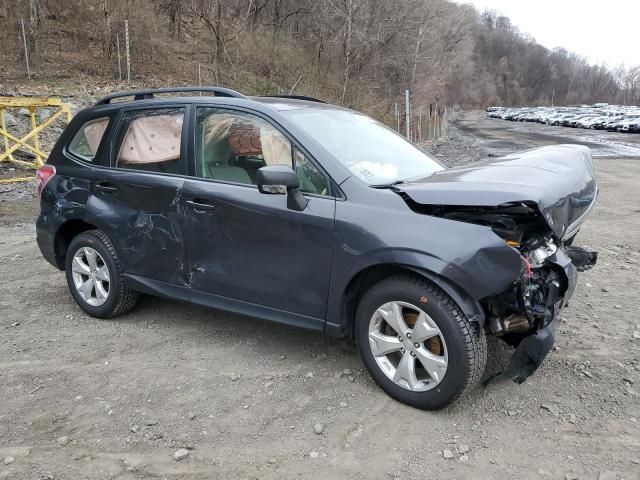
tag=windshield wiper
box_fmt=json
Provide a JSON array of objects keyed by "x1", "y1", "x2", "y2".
[{"x1": 370, "y1": 180, "x2": 406, "y2": 189}]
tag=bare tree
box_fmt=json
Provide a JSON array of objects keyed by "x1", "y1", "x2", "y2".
[
  {"x1": 102, "y1": 0, "x2": 112, "y2": 74},
  {"x1": 0, "y1": 0, "x2": 631, "y2": 109},
  {"x1": 28, "y1": 0, "x2": 40, "y2": 58},
  {"x1": 192, "y1": 0, "x2": 227, "y2": 83},
  {"x1": 161, "y1": 0, "x2": 184, "y2": 40}
]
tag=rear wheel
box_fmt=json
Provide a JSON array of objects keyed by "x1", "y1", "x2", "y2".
[
  {"x1": 355, "y1": 274, "x2": 486, "y2": 410},
  {"x1": 65, "y1": 230, "x2": 138, "y2": 318}
]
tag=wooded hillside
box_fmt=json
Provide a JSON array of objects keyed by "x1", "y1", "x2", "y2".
[{"x1": 2, "y1": 0, "x2": 639, "y2": 120}]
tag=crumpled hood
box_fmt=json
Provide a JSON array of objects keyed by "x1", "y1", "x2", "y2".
[{"x1": 398, "y1": 144, "x2": 597, "y2": 239}]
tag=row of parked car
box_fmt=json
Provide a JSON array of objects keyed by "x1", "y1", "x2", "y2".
[{"x1": 486, "y1": 104, "x2": 640, "y2": 133}]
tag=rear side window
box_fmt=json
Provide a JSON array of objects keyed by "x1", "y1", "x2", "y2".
[
  {"x1": 115, "y1": 107, "x2": 184, "y2": 174},
  {"x1": 68, "y1": 117, "x2": 109, "y2": 161}
]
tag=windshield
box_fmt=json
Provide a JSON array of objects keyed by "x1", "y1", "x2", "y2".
[{"x1": 283, "y1": 109, "x2": 444, "y2": 185}]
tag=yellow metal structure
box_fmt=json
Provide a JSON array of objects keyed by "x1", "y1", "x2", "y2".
[{"x1": 0, "y1": 97, "x2": 72, "y2": 184}]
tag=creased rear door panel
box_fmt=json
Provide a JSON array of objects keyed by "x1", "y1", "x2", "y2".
[{"x1": 85, "y1": 168, "x2": 186, "y2": 285}]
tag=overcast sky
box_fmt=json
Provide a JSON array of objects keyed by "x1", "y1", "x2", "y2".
[{"x1": 455, "y1": 0, "x2": 639, "y2": 68}]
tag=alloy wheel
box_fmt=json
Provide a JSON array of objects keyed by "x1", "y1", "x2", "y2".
[
  {"x1": 368, "y1": 301, "x2": 448, "y2": 392},
  {"x1": 71, "y1": 246, "x2": 111, "y2": 307}
]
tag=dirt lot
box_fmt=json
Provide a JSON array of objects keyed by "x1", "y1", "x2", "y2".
[
  {"x1": 430, "y1": 111, "x2": 640, "y2": 167},
  {"x1": 1, "y1": 111, "x2": 639, "y2": 480}
]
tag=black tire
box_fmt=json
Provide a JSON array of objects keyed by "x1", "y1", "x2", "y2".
[
  {"x1": 355, "y1": 274, "x2": 487, "y2": 410},
  {"x1": 64, "y1": 230, "x2": 138, "y2": 318}
]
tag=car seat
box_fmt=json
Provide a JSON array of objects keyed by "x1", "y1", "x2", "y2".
[{"x1": 201, "y1": 136, "x2": 252, "y2": 184}]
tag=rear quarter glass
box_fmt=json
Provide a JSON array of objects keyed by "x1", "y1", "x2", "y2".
[{"x1": 68, "y1": 117, "x2": 110, "y2": 162}]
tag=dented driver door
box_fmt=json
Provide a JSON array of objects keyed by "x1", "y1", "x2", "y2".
[
  {"x1": 180, "y1": 105, "x2": 336, "y2": 321},
  {"x1": 180, "y1": 179, "x2": 336, "y2": 321}
]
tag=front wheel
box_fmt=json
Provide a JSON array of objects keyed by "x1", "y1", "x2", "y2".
[{"x1": 355, "y1": 275, "x2": 487, "y2": 410}]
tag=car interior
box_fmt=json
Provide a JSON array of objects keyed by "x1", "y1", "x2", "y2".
[
  {"x1": 197, "y1": 111, "x2": 291, "y2": 184},
  {"x1": 195, "y1": 111, "x2": 328, "y2": 195},
  {"x1": 110, "y1": 108, "x2": 328, "y2": 194}
]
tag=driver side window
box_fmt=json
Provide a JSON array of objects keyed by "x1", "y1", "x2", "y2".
[{"x1": 195, "y1": 108, "x2": 292, "y2": 185}]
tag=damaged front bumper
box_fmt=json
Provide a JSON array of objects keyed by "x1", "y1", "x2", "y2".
[
  {"x1": 484, "y1": 243, "x2": 597, "y2": 386},
  {"x1": 549, "y1": 246, "x2": 578, "y2": 308},
  {"x1": 483, "y1": 318, "x2": 557, "y2": 386}
]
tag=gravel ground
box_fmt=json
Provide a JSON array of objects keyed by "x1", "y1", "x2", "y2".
[{"x1": 1, "y1": 111, "x2": 639, "y2": 480}]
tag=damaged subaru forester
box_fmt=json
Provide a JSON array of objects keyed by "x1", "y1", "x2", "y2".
[{"x1": 36, "y1": 87, "x2": 598, "y2": 410}]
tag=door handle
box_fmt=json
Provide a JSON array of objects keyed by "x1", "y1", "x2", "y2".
[
  {"x1": 185, "y1": 199, "x2": 216, "y2": 211},
  {"x1": 95, "y1": 182, "x2": 118, "y2": 193}
]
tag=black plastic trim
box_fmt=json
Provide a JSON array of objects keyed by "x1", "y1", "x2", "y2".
[{"x1": 124, "y1": 274, "x2": 326, "y2": 333}]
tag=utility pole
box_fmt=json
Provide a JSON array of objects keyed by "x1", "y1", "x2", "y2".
[
  {"x1": 21, "y1": 19, "x2": 31, "y2": 80},
  {"x1": 116, "y1": 33, "x2": 122, "y2": 81},
  {"x1": 124, "y1": 20, "x2": 131, "y2": 84},
  {"x1": 435, "y1": 100, "x2": 439, "y2": 139},
  {"x1": 395, "y1": 102, "x2": 399, "y2": 132},
  {"x1": 405, "y1": 89, "x2": 410, "y2": 139}
]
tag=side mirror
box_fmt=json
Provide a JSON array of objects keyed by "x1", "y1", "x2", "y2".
[
  {"x1": 256, "y1": 165, "x2": 308, "y2": 211},
  {"x1": 257, "y1": 165, "x2": 299, "y2": 192}
]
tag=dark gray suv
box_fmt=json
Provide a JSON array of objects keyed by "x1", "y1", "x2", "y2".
[{"x1": 36, "y1": 87, "x2": 597, "y2": 409}]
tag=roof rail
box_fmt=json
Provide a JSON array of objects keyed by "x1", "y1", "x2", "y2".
[
  {"x1": 95, "y1": 87, "x2": 247, "y2": 105},
  {"x1": 260, "y1": 95, "x2": 326, "y2": 104}
]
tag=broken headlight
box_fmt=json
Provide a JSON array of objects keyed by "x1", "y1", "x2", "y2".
[{"x1": 526, "y1": 239, "x2": 557, "y2": 268}]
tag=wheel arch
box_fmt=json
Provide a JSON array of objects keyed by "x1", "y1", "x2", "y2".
[
  {"x1": 334, "y1": 263, "x2": 486, "y2": 339},
  {"x1": 53, "y1": 219, "x2": 99, "y2": 269}
]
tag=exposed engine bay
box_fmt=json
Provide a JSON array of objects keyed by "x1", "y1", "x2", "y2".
[{"x1": 412, "y1": 200, "x2": 598, "y2": 384}]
